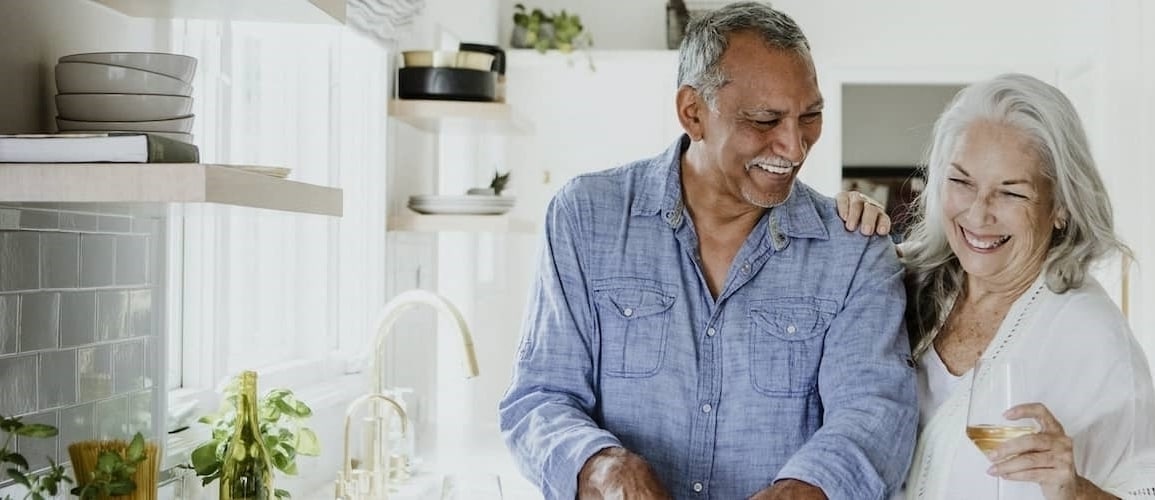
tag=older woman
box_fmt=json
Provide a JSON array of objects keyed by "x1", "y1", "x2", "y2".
[{"x1": 842, "y1": 73, "x2": 1155, "y2": 499}]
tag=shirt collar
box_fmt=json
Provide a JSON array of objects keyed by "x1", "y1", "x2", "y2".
[{"x1": 633, "y1": 134, "x2": 830, "y2": 242}]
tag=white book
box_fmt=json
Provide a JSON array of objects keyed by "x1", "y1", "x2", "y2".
[{"x1": 0, "y1": 133, "x2": 198, "y2": 163}]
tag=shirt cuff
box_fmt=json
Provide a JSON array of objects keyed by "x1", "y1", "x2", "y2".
[
  {"x1": 775, "y1": 452, "x2": 886, "y2": 500},
  {"x1": 542, "y1": 434, "x2": 623, "y2": 499}
]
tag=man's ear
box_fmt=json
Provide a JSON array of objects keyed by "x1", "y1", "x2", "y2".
[{"x1": 677, "y1": 86, "x2": 706, "y2": 141}]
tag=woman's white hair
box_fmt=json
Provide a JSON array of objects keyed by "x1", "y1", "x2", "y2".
[
  {"x1": 676, "y1": 2, "x2": 809, "y2": 109},
  {"x1": 904, "y1": 73, "x2": 1131, "y2": 356}
]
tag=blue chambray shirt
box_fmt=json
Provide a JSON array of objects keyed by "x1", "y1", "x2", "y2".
[{"x1": 499, "y1": 136, "x2": 917, "y2": 500}]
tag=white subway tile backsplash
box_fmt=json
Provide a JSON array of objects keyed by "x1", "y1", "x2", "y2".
[
  {"x1": 112, "y1": 340, "x2": 148, "y2": 394},
  {"x1": 0, "y1": 295, "x2": 17, "y2": 354},
  {"x1": 95, "y1": 291, "x2": 128, "y2": 341},
  {"x1": 128, "y1": 290, "x2": 152, "y2": 338},
  {"x1": 18, "y1": 293, "x2": 59, "y2": 352},
  {"x1": 115, "y1": 236, "x2": 148, "y2": 285},
  {"x1": 60, "y1": 292, "x2": 96, "y2": 348},
  {"x1": 18, "y1": 211, "x2": 59, "y2": 230},
  {"x1": 0, "y1": 355, "x2": 37, "y2": 416},
  {"x1": 15, "y1": 412, "x2": 58, "y2": 471},
  {"x1": 59, "y1": 213, "x2": 100, "y2": 232},
  {"x1": 4, "y1": 207, "x2": 162, "y2": 472},
  {"x1": 41, "y1": 232, "x2": 80, "y2": 289},
  {"x1": 0, "y1": 232, "x2": 40, "y2": 291},
  {"x1": 98, "y1": 216, "x2": 132, "y2": 233},
  {"x1": 57, "y1": 403, "x2": 95, "y2": 450},
  {"x1": 94, "y1": 395, "x2": 128, "y2": 440},
  {"x1": 127, "y1": 390, "x2": 152, "y2": 436},
  {"x1": 77, "y1": 345, "x2": 113, "y2": 403},
  {"x1": 38, "y1": 349, "x2": 77, "y2": 409},
  {"x1": 79, "y1": 234, "x2": 115, "y2": 287}
]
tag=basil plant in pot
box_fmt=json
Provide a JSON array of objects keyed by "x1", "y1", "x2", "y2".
[{"x1": 184, "y1": 376, "x2": 320, "y2": 499}]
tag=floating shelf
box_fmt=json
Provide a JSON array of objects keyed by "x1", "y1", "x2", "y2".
[
  {"x1": 0, "y1": 163, "x2": 342, "y2": 217},
  {"x1": 387, "y1": 213, "x2": 536, "y2": 233},
  {"x1": 387, "y1": 100, "x2": 532, "y2": 135},
  {"x1": 90, "y1": 0, "x2": 345, "y2": 24}
]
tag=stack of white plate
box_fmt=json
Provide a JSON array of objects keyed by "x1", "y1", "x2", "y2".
[
  {"x1": 54, "y1": 52, "x2": 197, "y2": 144},
  {"x1": 408, "y1": 194, "x2": 516, "y2": 215}
]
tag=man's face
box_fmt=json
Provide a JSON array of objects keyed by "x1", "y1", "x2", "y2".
[{"x1": 698, "y1": 31, "x2": 824, "y2": 208}]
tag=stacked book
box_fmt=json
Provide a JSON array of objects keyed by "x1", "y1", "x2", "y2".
[{"x1": 0, "y1": 132, "x2": 198, "y2": 163}]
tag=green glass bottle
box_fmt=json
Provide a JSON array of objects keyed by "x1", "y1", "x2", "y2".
[{"x1": 220, "y1": 370, "x2": 274, "y2": 500}]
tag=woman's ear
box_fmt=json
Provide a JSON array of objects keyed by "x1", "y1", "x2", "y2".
[
  {"x1": 1053, "y1": 207, "x2": 1069, "y2": 230},
  {"x1": 677, "y1": 86, "x2": 705, "y2": 141}
]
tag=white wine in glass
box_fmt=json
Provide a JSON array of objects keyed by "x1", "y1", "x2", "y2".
[{"x1": 966, "y1": 357, "x2": 1037, "y2": 499}]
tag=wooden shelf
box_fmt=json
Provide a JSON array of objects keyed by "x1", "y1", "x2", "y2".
[
  {"x1": 90, "y1": 0, "x2": 345, "y2": 24},
  {"x1": 0, "y1": 163, "x2": 342, "y2": 216},
  {"x1": 387, "y1": 100, "x2": 532, "y2": 135},
  {"x1": 387, "y1": 213, "x2": 536, "y2": 233}
]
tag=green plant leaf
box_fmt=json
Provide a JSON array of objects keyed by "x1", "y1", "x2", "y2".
[
  {"x1": 96, "y1": 451, "x2": 119, "y2": 474},
  {"x1": 30, "y1": 493, "x2": 44, "y2": 500},
  {"x1": 107, "y1": 478, "x2": 136, "y2": 495},
  {"x1": 295, "y1": 428, "x2": 320, "y2": 456},
  {"x1": 5, "y1": 452, "x2": 28, "y2": 470},
  {"x1": 190, "y1": 441, "x2": 222, "y2": 476},
  {"x1": 6, "y1": 468, "x2": 29, "y2": 487},
  {"x1": 13, "y1": 424, "x2": 57, "y2": 439},
  {"x1": 0, "y1": 416, "x2": 21, "y2": 433},
  {"x1": 274, "y1": 488, "x2": 292, "y2": 499},
  {"x1": 127, "y1": 432, "x2": 147, "y2": 462}
]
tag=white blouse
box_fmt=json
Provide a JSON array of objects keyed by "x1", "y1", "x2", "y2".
[{"x1": 905, "y1": 275, "x2": 1155, "y2": 500}]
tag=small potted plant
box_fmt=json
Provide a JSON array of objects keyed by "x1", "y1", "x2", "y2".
[
  {"x1": 511, "y1": 3, "x2": 554, "y2": 51},
  {"x1": 552, "y1": 10, "x2": 592, "y2": 53}
]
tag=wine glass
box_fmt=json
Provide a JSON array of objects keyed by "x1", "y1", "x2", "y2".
[{"x1": 966, "y1": 357, "x2": 1037, "y2": 499}]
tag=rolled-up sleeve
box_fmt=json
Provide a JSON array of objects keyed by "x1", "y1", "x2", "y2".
[
  {"x1": 498, "y1": 189, "x2": 620, "y2": 499},
  {"x1": 774, "y1": 236, "x2": 918, "y2": 499}
]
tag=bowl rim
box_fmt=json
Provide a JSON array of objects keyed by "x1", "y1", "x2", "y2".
[
  {"x1": 59, "y1": 51, "x2": 197, "y2": 62},
  {"x1": 56, "y1": 61, "x2": 193, "y2": 83},
  {"x1": 56, "y1": 92, "x2": 194, "y2": 100}
]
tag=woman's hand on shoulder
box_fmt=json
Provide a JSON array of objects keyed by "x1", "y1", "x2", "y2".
[
  {"x1": 988, "y1": 403, "x2": 1118, "y2": 500},
  {"x1": 835, "y1": 191, "x2": 891, "y2": 236}
]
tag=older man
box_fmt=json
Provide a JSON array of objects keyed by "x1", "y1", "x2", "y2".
[{"x1": 499, "y1": 3, "x2": 917, "y2": 499}]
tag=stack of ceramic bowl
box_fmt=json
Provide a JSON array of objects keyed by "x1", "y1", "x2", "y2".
[{"x1": 54, "y1": 52, "x2": 197, "y2": 144}]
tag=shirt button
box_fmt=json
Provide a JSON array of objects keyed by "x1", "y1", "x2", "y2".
[
  {"x1": 786, "y1": 325, "x2": 797, "y2": 334},
  {"x1": 701, "y1": 403, "x2": 712, "y2": 413},
  {"x1": 741, "y1": 263, "x2": 751, "y2": 274},
  {"x1": 692, "y1": 482, "x2": 703, "y2": 493},
  {"x1": 623, "y1": 308, "x2": 633, "y2": 317},
  {"x1": 706, "y1": 327, "x2": 716, "y2": 337}
]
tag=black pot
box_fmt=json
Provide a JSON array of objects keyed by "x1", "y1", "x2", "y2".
[{"x1": 397, "y1": 67, "x2": 497, "y2": 101}]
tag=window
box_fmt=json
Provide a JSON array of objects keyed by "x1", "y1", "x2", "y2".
[{"x1": 165, "y1": 20, "x2": 389, "y2": 394}]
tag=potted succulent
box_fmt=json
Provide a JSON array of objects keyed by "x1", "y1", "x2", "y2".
[
  {"x1": 511, "y1": 3, "x2": 554, "y2": 51},
  {"x1": 552, "y1": 10, "x2": 592, "y2": 53}
]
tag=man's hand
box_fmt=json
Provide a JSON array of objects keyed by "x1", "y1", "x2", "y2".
[
  {"x1": 578, "y1": 447, "x2": 672, "y2": 500},
  {"x1": 748, "y1": 479, "x2": 827, "y2": 500}
]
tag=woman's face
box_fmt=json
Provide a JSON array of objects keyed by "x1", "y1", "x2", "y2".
[{"x1": 941, "y1": 121, "x2": 1059, "y2": 288}]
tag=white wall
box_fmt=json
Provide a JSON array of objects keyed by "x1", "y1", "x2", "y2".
[{"x1": 0, "y1": 0, "x2": 166, "y2": 133}]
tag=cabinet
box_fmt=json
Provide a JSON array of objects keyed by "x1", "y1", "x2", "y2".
[{"x1": 385, "y1": 99, "x2": 534, "y2": 233}]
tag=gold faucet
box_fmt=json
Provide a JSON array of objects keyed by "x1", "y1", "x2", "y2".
[
  {"x1": 350, "y1": 289, "x2": 479, "y2": 493},
  {"x1": 370, "y1": 289, "x2": 480, "y2": 395},
  {"x1": 336, "y1": 393, "x2": 408, "y2": 500}
]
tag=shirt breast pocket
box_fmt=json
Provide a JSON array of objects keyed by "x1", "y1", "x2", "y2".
[
  {"x1": 749, "y1": 298, "x2": 834, "y2": 397},
  {"x1": 593, "y1": 279, "x2": 676, "y2": 378}
]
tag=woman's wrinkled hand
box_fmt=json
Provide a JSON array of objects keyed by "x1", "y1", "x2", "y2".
[
  {"x1": 987, "y1": 403, "x2": 1078, "y2": 500},
  {"x1": 835, "y1": 191, "x2": 891, "y2": 236}
]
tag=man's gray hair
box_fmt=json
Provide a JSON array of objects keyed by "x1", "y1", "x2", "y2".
[
  {"x1": 676, "y1": 2, "x2": 810, "y2": 108},
  {"x1": 904, "y1": 73, "x2": 1131, "y2": 356}
]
